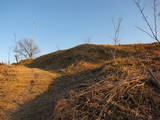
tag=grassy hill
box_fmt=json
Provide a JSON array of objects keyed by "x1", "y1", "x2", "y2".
[
  {"x1": 28, "y1": 44, "x2": 137, "y2": 72},
  {"x1": 0, "y1": 65, "x2": 58, "y2": 120},
  {"x1": 0, "y1": 43, "x2": 160, "y2": 120}
]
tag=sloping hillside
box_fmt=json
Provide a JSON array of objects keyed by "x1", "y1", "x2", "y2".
[
  {"x1": 0, "y1": 43, "x2": 160, "y2": 120},
  {"x1": 0, "y1": 65, "x2": 58, "y2": 120},
  {"x1": 27, "y1": 44, "x2": 135, "y2": 72},
  {"x1": 28, "y1": 43, "x2": 159, "y2": 72},
  {"x1": 53, "y1": 61, "x2": 160, "y2": 120}
]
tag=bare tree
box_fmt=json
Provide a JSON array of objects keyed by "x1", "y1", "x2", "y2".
[
  {"x1": 85, "y1": 37, "x2": 91, "y2": 44},
  {"x1": 111, "y1": 18, "x2": 123, "y2": 59},
  {"x1": 14, "y1": 38, "x2": 40, "y2": 61},
  {"x1": 13, "y1": 33, "x2": 20, "y2": 64},
  {"x1": 112, "y1": 18, "x2": 123, "y2": 45},
  {"x1": 56, "y1": 45, "x2": 60, "y2": 50},
  {"x1": 8, "y1": 47, "x2": 11, "y2": 64},
  {"x1": 14, "y1": 54, "x2": 19, "y2": 64},
  {"x1": 134, "y1": 0, "x2": 160, "y2": 43}
]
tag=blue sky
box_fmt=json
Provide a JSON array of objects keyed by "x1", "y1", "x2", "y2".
[{"x1": 0, "y1": 0, "x2": 153, "y2": 63}]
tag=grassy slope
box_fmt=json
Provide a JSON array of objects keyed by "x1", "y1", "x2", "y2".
[
  {"x1": 0, "y1": 43, "x2": 160, "y2": 120},
  {"x1": 0, "y1": 65, "x2": 58, "y2": 120},
  {"x1": 28, "y1": 44, "x2": 133, "y2": 72}
]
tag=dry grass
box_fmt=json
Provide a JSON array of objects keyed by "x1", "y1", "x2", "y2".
[
  {"x1": 0, "y1": 65, "x2": 58, "y2": 120},
  {"x1": 28, "y1": 43, "x2": 159, "y2": 71},
  {"x1": 28, "y1": 44, "x2": 133, "y2": 72},
  {"x1": 59, "y1": 61, "x2": 99, "y2": 74},
  {"x1": 53, "y1": 62, "x2": 160, "y2": 120},
  {"x1": 18, "y1": 59, "x2": 34, "y2": 65},
  {"x1": 0, "y1": 43, "x2": 159, "y2": 120}
]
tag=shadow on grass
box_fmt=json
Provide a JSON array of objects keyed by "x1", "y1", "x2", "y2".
[
  {"x1": 11, "y1": 65, "x2": 107, "y2": 120},
  {"x1": 27, "y1": 44, "x2": 133, "y2": 72}
]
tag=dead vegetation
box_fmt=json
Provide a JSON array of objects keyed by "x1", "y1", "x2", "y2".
[
  {"x1": 28, "y1": 43, "x2": 159, "y2": 72},
  {"x1": 53, "y1": 64, "x2": 160, "y2": 120},
  {"x1": 0, "y1": 65, "x2": 57, "y2": 120},
  {"x1": 0, "y1": 43, "x2": 159, "y2": 120}
]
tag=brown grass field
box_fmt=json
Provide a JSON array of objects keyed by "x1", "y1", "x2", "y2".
[{"x1": 0, "y1": 43, "x2": 160, "y2": 120}]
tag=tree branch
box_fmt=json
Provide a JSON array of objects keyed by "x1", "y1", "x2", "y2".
[{"x1": 148, "y1": 69, "x2": 160, "y2": 89}]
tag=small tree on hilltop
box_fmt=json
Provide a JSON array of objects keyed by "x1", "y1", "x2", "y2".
[
  {"x1": 14, "y1": 38, "x2": 40, "y2": 63},
  {"x1": 111, "y1": 18, "x2": 123, "y2": 60}
]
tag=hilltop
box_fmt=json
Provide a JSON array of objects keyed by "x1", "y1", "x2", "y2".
[
  {"x1": 0, "y1": 43, "x2": 160, "y2": 120},
  {"x1": 28, "y1": 43, "x2": 159, "y2": 72}
]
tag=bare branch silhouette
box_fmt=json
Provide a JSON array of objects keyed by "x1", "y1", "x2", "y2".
[
  {"x1": 134, "y1": 0, "x2": 160, "y2": 43},
  {"x1": 14, "y1": 38, "x2": 40, "y2": 61},
  {"x1": 112, "y1": 18, "x2": 123, "y2": 45},
  {"x1": 111, "y1": 18, "x2": 123, "y2": 60}
]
